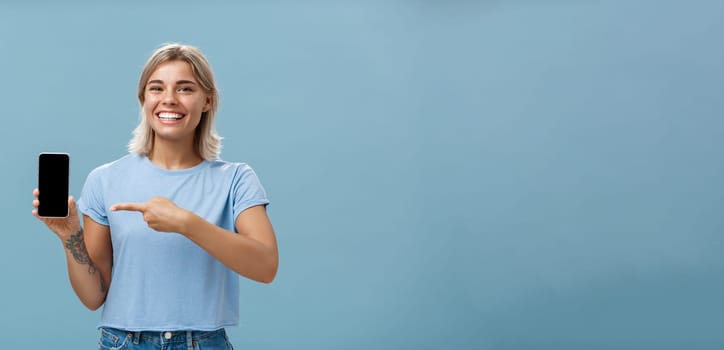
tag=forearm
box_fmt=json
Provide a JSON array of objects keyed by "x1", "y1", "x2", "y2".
[
  {"x1": 62, "y1": 228, "x2": 109, "y2": 310},
  {"x1": 183, "y1": 213, "x2": 278, "y2": 283}
]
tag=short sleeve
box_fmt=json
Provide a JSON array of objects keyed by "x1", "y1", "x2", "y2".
[
  {"x1": 231, "y1": 164, "x2": 270, "y2": 223},
  {"x1": 77, "y1": 167, "x2": 109, "y2": 226}
]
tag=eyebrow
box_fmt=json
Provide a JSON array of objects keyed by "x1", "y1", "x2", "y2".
[{"x1": 147, "y1": 79, "x2": 197, "y2": 85}]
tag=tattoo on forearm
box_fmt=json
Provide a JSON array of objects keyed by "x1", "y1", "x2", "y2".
[
  {"x1": 64, "y1": 228, "x2": 107, "y2": 293},
  {"x1": 64, "y1": 228, "x2": 93, "y2": 270}
]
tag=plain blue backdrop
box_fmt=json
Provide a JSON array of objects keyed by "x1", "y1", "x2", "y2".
[{"x1": 1, "y1": 1, "x2": 723, "y2": 349}]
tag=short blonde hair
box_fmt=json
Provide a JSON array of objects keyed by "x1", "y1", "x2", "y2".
[{"x1": 128, "y1": 43, "x2": 222, "y2": 160}]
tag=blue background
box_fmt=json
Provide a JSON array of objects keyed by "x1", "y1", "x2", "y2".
[{"x1": 1, "y1": 1, "x2": 723, "y2": 349}]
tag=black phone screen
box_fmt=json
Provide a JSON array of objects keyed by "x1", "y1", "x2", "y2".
[{"x1": 38, "y1": 153, "x2": 70, "y2": 217}]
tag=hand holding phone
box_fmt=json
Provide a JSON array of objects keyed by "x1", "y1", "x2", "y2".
[{"x1": 37, "y1": 152, "x2": 70, "y2": 218}]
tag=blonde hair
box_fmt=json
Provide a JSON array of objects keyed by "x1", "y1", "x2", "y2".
[{"x1": 128, "y1": 43, "x2": 222, "y2": 160}]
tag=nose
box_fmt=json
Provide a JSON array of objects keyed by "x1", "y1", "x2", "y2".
[{"x1": 161, "y1": 89, "x2": 178, "y2": 105}]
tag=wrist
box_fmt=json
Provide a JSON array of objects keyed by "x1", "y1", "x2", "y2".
[
  {"x1": 57, "y1": 228, "x2": 80, "y2": 246},
  {"x1": 178, "y1": 209, "x2": 197, "y2": 237}
]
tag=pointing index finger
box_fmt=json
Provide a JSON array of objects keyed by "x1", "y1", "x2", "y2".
[{"x1": 111, "y1": 202, "x2": 147, "y2": 212}]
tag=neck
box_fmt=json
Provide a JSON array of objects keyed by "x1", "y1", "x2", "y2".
[{"x1": 147, "y1": 138, "x2": 203, "y2": 170}]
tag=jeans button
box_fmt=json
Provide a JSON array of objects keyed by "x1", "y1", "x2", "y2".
[{"x1": 164, "y1": 331, "x2": 172, "y2": 340}]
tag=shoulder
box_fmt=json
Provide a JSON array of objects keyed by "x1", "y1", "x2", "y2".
[
  {"x1": 207, "y1": 159, "x2": 266, "y2": 189},
  {"x1": 207, "y1": 159, "x2": 257, "y2": 176},
  {"x1": 86, "y1": 154, "x2": 143, "y2": 179},
  {"x1": 210, "y1": 160, "x2": 269, "y2": 206}
]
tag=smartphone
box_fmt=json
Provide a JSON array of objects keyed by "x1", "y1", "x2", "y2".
[{"x1": 38, "y1": 152, "x2": 70, "y2": 218}]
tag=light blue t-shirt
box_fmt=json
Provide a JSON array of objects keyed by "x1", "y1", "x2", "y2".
[{"x1": 77, "y1": 154, "x2": 269, "y2": 331}]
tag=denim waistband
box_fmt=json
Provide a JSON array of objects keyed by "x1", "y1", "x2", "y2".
[{"x1": 101, "y1": 327, "x2": 226, "y2": 347}]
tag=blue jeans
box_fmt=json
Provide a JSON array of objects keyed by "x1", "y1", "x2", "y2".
[{"x1": 98, "y1": 327, "x2": 234, "y2": 350}]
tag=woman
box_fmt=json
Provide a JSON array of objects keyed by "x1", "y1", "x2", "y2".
[{"x1": 32, "y1": 43, "x2": 278, "y2": 349}]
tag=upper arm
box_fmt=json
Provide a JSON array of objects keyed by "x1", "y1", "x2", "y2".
[
  {"x1": 83, "y1": 214, "x2": 113, "y2": 284},
  {"x1": 235, "y1": 205, "x2": 277, "y2": 258}
]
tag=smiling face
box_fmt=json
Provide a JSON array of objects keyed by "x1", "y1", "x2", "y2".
[{"x1": 142, "y1": 60, "x2": 211, "y2": 146}]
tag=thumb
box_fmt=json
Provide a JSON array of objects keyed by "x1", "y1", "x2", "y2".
[{"x1": 68, "y1": 196, "x2": 77, "y2": 212}]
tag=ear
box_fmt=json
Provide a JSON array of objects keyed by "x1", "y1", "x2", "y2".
[{"x1": 203, "y1": 94, "x2": 212, "y2": 112}]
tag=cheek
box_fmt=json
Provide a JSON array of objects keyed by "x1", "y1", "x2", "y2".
[
  {"x1": 142, "y1": 95, "x2": 159, "y2": 110},
  {"x1": 189, "y1": 101, "x2": 208, "y2": 117},
  {"x1": 142, "y1": 102, "x2": 158, "y2": 121},
  {"x1": 142, "y1": 103, "x2": 153, "y2": 117}
]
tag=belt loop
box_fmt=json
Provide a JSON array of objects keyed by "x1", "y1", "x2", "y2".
[
  {"x1": 186, "y1": 330, "x2": 193, "y2": 350},
  {"x1": 132, "y1": 331, "x2": 141, "y2": 345}
]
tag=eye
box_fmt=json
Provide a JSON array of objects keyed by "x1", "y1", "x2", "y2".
[
  {"x1": 148, "y1": 86, "x2": 162, "y2": 92},
  {"x1": 178, "y1": 86, "x2": 193, "y2": 93}
]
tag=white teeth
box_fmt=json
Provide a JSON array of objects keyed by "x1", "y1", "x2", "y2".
[{"x1": 158, "y1": 112, "x2": 184, "y2": 120}]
